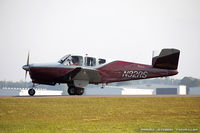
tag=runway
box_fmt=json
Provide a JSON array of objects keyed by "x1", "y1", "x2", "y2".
[{"x1": 1, "y1": 95, "x2": 200, "y2": 98}]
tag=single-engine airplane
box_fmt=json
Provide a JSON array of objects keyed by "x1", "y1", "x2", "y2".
[{"x1": 22, "y1": 48, "x2": 180, "y2": 96}]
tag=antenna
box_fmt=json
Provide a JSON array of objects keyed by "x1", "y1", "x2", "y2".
[
  {"x1": 152, "y1": 50, "x2": 155, "y2": 58},
  {"x1": 85, "y1": 54, "x2": 88, "y2": 66},
  {"x1": 152, "y1": 50, "x2": 159, "y2": 58}
]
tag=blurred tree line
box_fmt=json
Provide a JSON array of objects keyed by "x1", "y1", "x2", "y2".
[
  {"x1": 179, "y1": 77, "x2": 200, "y2": 88},
  {"x1": 115, "y1": 77, "x2": 200, "y2": 88},
  {"x1": 116, "y1": 77, "x2": 181, "y2": 86}
]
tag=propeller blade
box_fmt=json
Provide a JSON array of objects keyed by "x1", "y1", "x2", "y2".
[
  {"x1": 27, "y1": 52, "x2": 30, "y2": 66},
  {"x1": 25, "y1": 70, "x2": 28, "y2": 80},
  {"x1": 24, "y1": 51, "x2": 30, "y2": 81}
]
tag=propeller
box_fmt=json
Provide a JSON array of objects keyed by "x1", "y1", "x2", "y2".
[
  {"x1": 27, "y1": 52, "x2": 30, "y2": 66},
  {"x1": 22, "y1": 52, "x2": 30, "y2": 80}
]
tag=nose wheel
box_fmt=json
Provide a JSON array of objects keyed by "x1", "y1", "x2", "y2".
[
  {"x1": 68, "y1": 87, "x2": 84, "y2": 95},
  {"x1": 28, "y1": 88, "x2": 35, "y2": 96},
  {"x1": 28, "y1": 84, "x2": 38, "y2": 96}
]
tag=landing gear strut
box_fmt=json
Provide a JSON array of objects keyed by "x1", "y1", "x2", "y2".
[{"x1": 68, "y1": 86, "x2": 84, "y2": 95}]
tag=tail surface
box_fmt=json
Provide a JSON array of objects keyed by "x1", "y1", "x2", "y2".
[{"x1": 152, "y1": 48, "x2": 180, "y2": 70}]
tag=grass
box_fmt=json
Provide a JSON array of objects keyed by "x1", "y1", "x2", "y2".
[{"x1": 0, "y1": 97, "x2": 200, "y2": 133}]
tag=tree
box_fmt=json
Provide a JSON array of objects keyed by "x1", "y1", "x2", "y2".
[{"x1": 180, "y1": 77, "x2": 200, "y2": 94}]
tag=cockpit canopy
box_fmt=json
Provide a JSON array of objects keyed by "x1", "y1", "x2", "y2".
[{"x1": 58, "y1": 54, "x2": 106, "y2": 66}]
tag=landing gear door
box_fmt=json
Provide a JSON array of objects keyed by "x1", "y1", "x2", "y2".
[
  {"x1": 73, "y1": 69, "x2": 101, "y2": 83},
  {"x1": 74, "y1": 80, "x2": 89, "y2": 88}
]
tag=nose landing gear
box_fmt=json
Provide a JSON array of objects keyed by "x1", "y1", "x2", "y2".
[
  {"x1": 28, "y1": 84, "x2": 37, "y2": 96},
  {"x1": 28, "y1": 88, "x2": 35, "y2": 96}
]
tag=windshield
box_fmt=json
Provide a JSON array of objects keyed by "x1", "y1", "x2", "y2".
[
  {"x1": 58, "y1": 55, "x2": 83, "y2": 66},
  {"x1": 58, "y1": 54, "x2": 71, "y2": 64}
]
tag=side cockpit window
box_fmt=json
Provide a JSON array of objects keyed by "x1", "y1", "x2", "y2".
[
  {"x1": 84, "y1": 57, "x2": 96, "y2": 66},
  {"x1": 98, "y1": 58, "x2": 106, "y2": 65},
  {"x1": 72, "y1": 56, "x2": 83, "y2": 66},
  {"x1": 59, "y1": 54, "x2": 106, "y2": 66}
]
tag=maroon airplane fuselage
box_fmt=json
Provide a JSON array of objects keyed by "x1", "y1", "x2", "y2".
[{"x1": 29, "y1": 60, "x2": 178, "y2": 85}]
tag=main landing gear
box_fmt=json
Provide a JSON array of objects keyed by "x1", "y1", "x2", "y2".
[{"x1": 68, "y1": 86, "x2": 84, "y2": 95}]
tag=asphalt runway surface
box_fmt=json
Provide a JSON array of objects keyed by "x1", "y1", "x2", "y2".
[{"x1": 0, "y1": 95, "x2": 200, "y2": 98}]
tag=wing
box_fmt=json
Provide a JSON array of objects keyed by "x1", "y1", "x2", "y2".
[{"x1": 61, "y1": 67, "x2": 101, "y2": 84}]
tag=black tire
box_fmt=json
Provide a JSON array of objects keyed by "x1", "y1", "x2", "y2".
[
  {"x1": 76, "y1": 88, "x2": 84, "y2": 95},
  {"x1": 68, "y1": 87, "x2": 76, "y2": 95},
  {"x1": 28, "y1": 89, "x2": 35, "y2": 96}
]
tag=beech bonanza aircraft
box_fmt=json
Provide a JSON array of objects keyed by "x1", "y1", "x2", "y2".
[{"x1": 22, "y1": 48, "x2": 180, "y2": 96}]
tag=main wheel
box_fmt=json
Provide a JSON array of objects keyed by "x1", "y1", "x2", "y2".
[
  {"x1": 28, "y1": 89, "x2": 35, "y2": 96},
  {"x1": 68, "y1": 87, "x2": 76, "y2": 95},
  {"x1": 76, "y1": 88, "x2": 84, "y2": 95}
]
